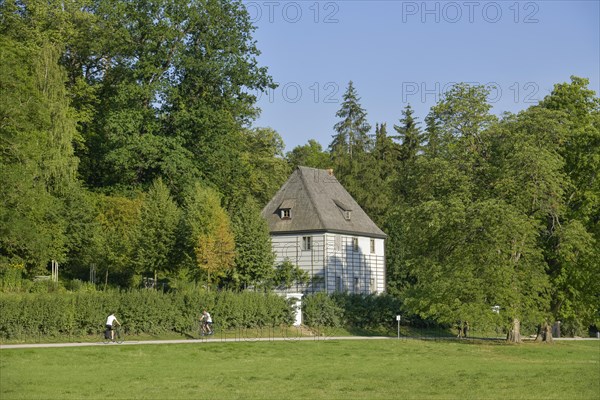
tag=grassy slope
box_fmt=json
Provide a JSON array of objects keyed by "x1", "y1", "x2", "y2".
[{"x1": 1, "y1": 340, "x2": 598, "y2": 399}]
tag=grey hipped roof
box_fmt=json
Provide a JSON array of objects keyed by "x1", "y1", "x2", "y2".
[{"x1": 261, "y1": 166, "x2": 387, "y2": 239}]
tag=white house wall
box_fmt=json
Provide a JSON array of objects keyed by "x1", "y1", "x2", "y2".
[{"x1": 271, "y1": 233, "x2": 385, "y2": 295}]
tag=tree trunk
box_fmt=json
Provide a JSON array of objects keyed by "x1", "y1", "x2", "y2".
[
  {"x1": 535, "y1": 321, "x2": 553, "y2": 343},
  {"x1": 456, "y1": 321, "x2": 469, "y2": 339},
  {"x1": 507, "y1": 318, "x2": 522, "y2": 343}
]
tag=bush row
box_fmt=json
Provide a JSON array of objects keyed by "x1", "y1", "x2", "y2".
[
  {"x1": 303, "y1": 292, "x2": 403, "y2": 330},
  {"x1": 0, "y1": 289, "x2": 405, "y2": 341},
  {"x1": 0, "y1": 289, "x2": 294, "y2": 340}
]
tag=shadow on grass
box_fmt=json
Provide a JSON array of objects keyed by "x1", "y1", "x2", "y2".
[
  {"x1": 345, "y1": 326, "x2": 390, "y2": 337},
  {"x1": 173, "y1": 328, "x2": 199, "y2": 340},
  {"x1": 344, "y1": 325, "x2": 457, "y2": 339}
]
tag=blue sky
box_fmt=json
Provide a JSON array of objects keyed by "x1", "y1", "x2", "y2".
[{"x1": 245, "y1": 0, "x2": 600, "y2": 151}]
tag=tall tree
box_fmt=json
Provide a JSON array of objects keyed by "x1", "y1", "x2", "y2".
[
  {"x1": 183, "y1": 183, "x2": 235, "y2": 287},
  {"x1": 135, "y1": 178, "x2": 181, "y2": 285},
  {"x1": 93, "y1": 194, "x2": 142, "y2": 287},
  {"x1": 229, "y1": 197, "x2": 275, "y2": 290},
  {"x1": 392, "y1": 106, "x2": 422, "y2": 204},
  {"x1": 373, "y1": 123, "x2": 399, "y2": 170},
  {"x1": 387, "y1": 83, "x2": 551, "y2": 342},
  {"x1": 162, "y1": 0, "x2": 275, "y2": 200},
  {"x1": 429, "y1": 83, "x2": 497, "y2": 170},
  {"x1": 539, "y1": 77, "x2": 600, "y2": 334},
  {"x1": 346, "y1": 123, "x2": 397, "y2": 227},
  {"x1": 2, "y1": 0, "x2": 275, "y2": 198},
  {"x1": 330, "y1": 81, "x2": 372, "y2": 166},
  {"x1": 286, "y1": 139, "x2": 330, "y2": 170},
  {"x1": 540, "y1": 77, "x2": 600, "y2": 232},
  {"x1": 394, "y1": 104, "x2": 423, "y2": 163},
  {"x1": 328, "y1": 81, "x2": 381, "y2": 223},
  {"x1": 0, "y1": 37, "x2": 79, "y2": 275},
  {"x1": 423, "y1": 111, "x2": 443, "y2": 157},
  {"x1": 241, "y1": 127, "x2": 290, "y2": 206}
]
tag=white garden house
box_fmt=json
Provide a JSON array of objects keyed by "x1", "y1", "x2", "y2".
[{"x1": 262, "y1": 166, "x2": 387, "y2": 295}]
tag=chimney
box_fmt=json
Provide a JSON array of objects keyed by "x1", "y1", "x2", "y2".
[{"x1": 327, "y1": 168, "x2": 334, "y2": 176}]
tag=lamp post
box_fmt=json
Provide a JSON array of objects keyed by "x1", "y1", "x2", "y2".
[{"x1": 396, "y1": 315, "x2": 401, "y2": 339}]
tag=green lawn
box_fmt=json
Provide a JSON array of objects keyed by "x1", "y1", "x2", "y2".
[{"x1": 1, "y1": 339, "x2": 598, "y2": 399}]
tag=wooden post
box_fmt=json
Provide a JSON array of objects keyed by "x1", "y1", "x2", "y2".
[{"x1": 51, "y1": 260, "x2": 58, "y2": 282}]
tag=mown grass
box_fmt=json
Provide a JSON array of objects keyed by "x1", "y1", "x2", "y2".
[{"x1": 1, "y1": 339, "x2": 598, "y2": 399}]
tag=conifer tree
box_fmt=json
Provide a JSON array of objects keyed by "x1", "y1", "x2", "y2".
[
  {"x1": 423, "y1": 111, "x2": 442, "y2": 157},
  {"x1": 394, "y1": 104, "x2": 423, "y2": 163},
  {"x1": 373, "y1": 123, "x2": 399, "y2": 166},
  {"x1": 330, "y1": 81, "x2": 372, "y2": 164}
]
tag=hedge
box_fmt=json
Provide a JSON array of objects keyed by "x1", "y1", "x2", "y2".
[
  {"x1": 0, "y1": 289, "x2": 404, "y2": 341},
  {"x1": 0, "y1": 289, "x2": 294, "y2": 340}
]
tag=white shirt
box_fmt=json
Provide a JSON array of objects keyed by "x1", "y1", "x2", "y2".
[
  {"x1": 204, "y1": 312, "x2": 212, "y2": 323},
  {"x1": 106, "y1": 315, "x2": 117, "y2": 326}
]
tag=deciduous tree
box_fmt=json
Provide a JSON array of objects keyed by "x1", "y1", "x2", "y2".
[
  {"x1": 183, "y1": 184, "x2": 235, "y2": 287},
  {"x1": 135, "y1": 178, "x2": 181, "y2": 285},
  {"x1": 286, "y1": 139, "x2": 330, "y2": 169},
  {"x1": 0, "y1": 37, "x2": 78, "y2": 275},
  {"x1": 229, "y1": 197, "x2": 275, "y2": 290}
]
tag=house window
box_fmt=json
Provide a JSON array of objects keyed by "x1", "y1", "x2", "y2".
[
  {"x1": 353, "y1": 277, "x2": 360, "y2": 293},
  {"x1": 370, "y1": 279, "x2": 375, "y2": 293},
  {"x1": 370, "y1": 239, "x2": 375, "y2": 253},
  {"x1": 278, "y1": 199, "x2": 295, "y2": 220},
  {"x1": 343, "y1": 210, "x2": 351, "y2": 221},
  {"x1": 334, "y1": 235, "x2": 341, "y2": 252},
  {"x1": 352, "y1": 237, "x2": 359, "y2": 251},
  {"x1": 302, "y1": 236, "x2": 312, "y2": 251},
  {"x1": 336, "y1": 276, "x2": 343, "y2": 292}
]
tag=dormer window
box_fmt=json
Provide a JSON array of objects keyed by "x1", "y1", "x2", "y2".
[
  {"x1": 278, "y1": 199, "x2": 295, "y2": 220},
  {"x1": 333, "y1": 199, "x2": 352, "y2": 221}
]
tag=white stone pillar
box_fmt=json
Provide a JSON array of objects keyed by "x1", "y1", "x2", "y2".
[{"x1": 286, "y1": 293, "x2": 303, "y2": 326}]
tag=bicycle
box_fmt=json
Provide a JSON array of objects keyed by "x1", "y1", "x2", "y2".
[
  {"x1": 103, "y1": 325, "x2": 125, "y2": 344},
  {"x1": 199, "y1": 320, "x2": 214, "y2": 337}
]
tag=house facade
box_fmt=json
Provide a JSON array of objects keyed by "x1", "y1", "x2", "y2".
[{"x1": 261, "y1": 166, "x2": 387, "y2": 295}]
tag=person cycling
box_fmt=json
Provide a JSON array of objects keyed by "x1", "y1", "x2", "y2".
[
  {"x1": 200, "y1": 310, "x2": 213, "y2": 336},
  {"x1": 105, "y1": 312, "x2": 121, "y2": 341}
]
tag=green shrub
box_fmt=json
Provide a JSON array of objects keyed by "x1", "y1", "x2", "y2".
[
  {"x1": 303, "y1": 292, "x2": 343, "y2": 328},
  {"x1": 0, "y1": 289, "x2": 410, "y2": 341},
  {"x1": 302, "y1": 293, "x2": 404, "y2": 332},
  {"x1": 0, "y1": 288, "x2": 294, "y2": 341},
  {"x1": 331, "y1": 293, "x2": 403, "y2": 330},
  {"x1": 0, "y1": 263, "x2": 26, "y2": 292}
]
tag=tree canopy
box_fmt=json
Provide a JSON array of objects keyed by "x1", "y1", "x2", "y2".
[{"x1": 0, "y1": 1, "x2": 597, "y2": 338}]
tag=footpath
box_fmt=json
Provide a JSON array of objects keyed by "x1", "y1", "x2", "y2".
[
  {"x1": 0, "y1": 336, "x2": 391, "y2": 349},
  {"x1": 2, "y1": 336, "x2": 596, "y2": 350}
]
